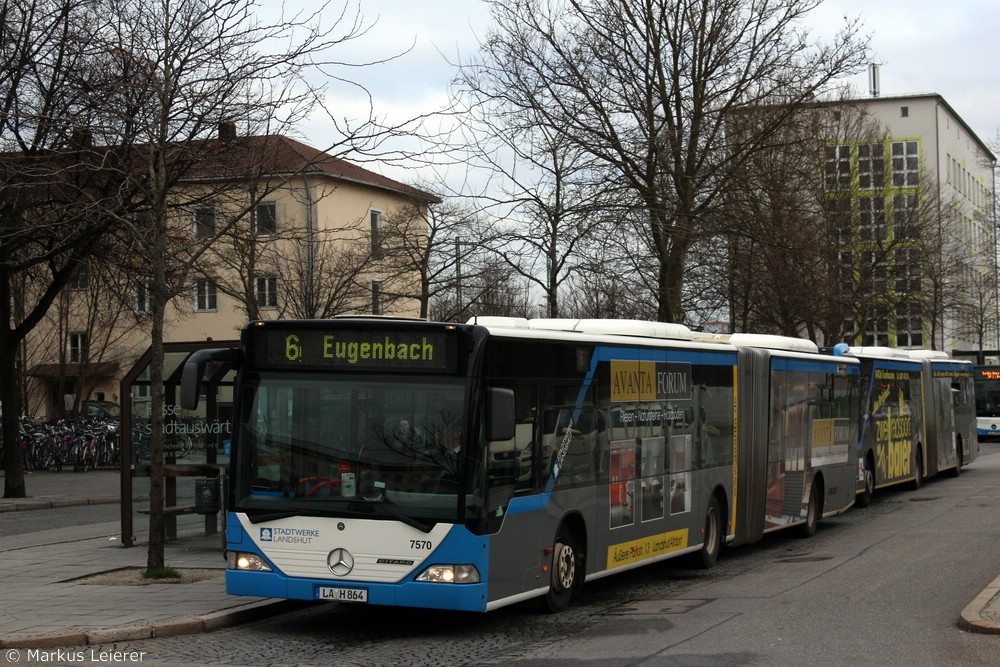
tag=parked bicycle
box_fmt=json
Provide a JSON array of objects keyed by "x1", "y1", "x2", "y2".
[
  {"x1": 70, "y1": 431, "x2": 97, "y2": 472},
  {"x1": 17, "y1": 416, "x2": 120, "y2": 471}
]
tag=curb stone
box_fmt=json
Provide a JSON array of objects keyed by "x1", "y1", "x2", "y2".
[{"x1": 959, "y1": 575, "x2": 1000, "y2": 634}]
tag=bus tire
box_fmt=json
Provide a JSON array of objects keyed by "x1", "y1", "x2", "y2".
[
  {"x1": 949, "y1": 441, "x2": 963, "y2": 478},
  {"x1": 856, "y1": 453, "x2": 875, "y2": 508},
  {"x1": 910, "y1": 447, "x2": 923, "y2": 491},
  {"x1": 799, "y1": 481, "x2": 820, "y2": 538},
  {"x1": 543, "y1": 524, "x2": 578, "y2": 613},
  {"x1": 697, "y1": 495, "x2": 722, "y2": 569}
]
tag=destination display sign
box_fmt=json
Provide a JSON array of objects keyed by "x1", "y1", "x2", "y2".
[{"x1": 251, "y1": 327, "x2": 455, "y2": 373}]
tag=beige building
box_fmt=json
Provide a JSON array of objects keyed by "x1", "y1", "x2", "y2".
[{"x1": 23, "y1": 133, "x2": 439, "y2": 419}]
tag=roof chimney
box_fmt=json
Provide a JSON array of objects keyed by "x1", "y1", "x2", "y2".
[
  {"x1": 868, "y1": 64, "x2": 880, "y2": 98},
  {"x1": 219, "y1": 121, "x2": 236, "y2": 142}
]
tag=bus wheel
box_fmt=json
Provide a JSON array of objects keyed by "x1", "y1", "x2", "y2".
[
  {"x1": 799, "y1": 482, "x2": 821, "y2": 538},
  {"x1": 697, "y1": 496, "x2": 722, "y2": 569},
  {"x1": 543, "y1": 525, "x2": 578, "y2": 613},
  {"x1": 910, "y1": 448, "x2": 923, "y2": 491},
  {"x1": 949, "y1": 442, "x2": 963, "y2": 478},
  {"x1": 856, "y1": 455, "x2": 874, "y2": 508}
]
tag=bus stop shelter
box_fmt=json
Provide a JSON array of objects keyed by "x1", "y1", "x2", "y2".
[{"x1": 119, "y1": 340, "x2": 238, "y2": 548}]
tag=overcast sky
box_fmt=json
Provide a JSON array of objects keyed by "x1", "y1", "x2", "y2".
[{"x1": 297, "y1": 0, "x2": 1000, "y2": 177}]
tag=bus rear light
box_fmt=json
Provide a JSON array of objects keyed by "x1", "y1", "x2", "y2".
[
  {"x1": 415, "y1": 564, "x2": 480, "y2": 584},
  {"x1": 229, "y1": 551, "x2": 272, "y2": 572}
]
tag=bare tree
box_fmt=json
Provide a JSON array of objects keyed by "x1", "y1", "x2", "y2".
[
  {"x1": 432, "y1": 255, "x2": 536, "y2": 321},
  {"x1": 947, "y1": 261, "x2": 997, "y2": 362},
  {"x1": 452, "y1": 68, "x2": 609, "y2": 318},
  {"x1": 91, "y1": 0, "x2": 380, "y2": 569},
  {"x1": 558, "y1": 211, "x2": 660, "y2": 320},
  {"x1": 36, "y1": 252, "x2": 149, "y2": 419},
  {"x1": 724, "y1": 102, "x2": 856, "y2": 339},
  {"x1": 269, "y1": 220, "x2": 379, "y2": 319},
  {"x1": 0, "y1": 1, "x2": 137, "y2": 498},
  {"x1": 378, "y1": 198, "x2": 499, "y2": 320},
  {"x1": 460, "y1": 0, "x2": 870, "y2": 324}
]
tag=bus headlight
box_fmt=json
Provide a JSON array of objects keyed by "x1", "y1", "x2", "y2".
[
  {"x1": 415, "y1": 564, "x2": 480, "y2": 584},
  {"x1": 228, "y1": 551, "x2": 272, "y2": 572}
]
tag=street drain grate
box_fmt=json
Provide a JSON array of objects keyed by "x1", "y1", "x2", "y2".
[{"x1": 909, "y1": 496, "x2": 940, "y2": 502}]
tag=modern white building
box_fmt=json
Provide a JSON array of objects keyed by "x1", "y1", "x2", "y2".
[{"x1": 823, "y1": 93, "x2": 996, "y2": 353}]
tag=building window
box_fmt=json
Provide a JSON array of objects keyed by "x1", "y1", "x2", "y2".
[
  {"x1": 255, "y1": 202, "x2": 276, "y2": 236},
  {"x1": 895, "y1": 302, "x2": 923, "y2": 347},
  {"x1": 68, "y1": 265, "x2": 90, "y2": 290},
  {"x1": 857, "y1": 143, "x2": 885, "y2": 189},
  {"x1": 892, "y1": 194, "x2": 920, "y2": 241},
  {"x1": 900, "y1": 106, "x2": 909, "y2": 118},
  {"x1": 256, "y1": 275, "x2": 278, "y2": 309},
  {"x1": 194, "y1": 207, "x2": 216, "y2": 239},
  {"x1": 370, "y1": 209, "x2": 384, "y2": 259},
  {"x1": 136, "y1": 281, "x2": 152, "y2": 313},
  {"x1": 371, "y1": 279, "x2": 383, "y2": 315},
  {"x1": 69, "y1": 332, "x2": 88, "y2": 363},
  {"x1": 858, "y1": 196, "x2": 886, "y2": 242},
  {"x1": 826, "y1": 198, "x2": 853, "y2": 243},
  {"x1": 894, "y1": 248, "x2": 921, "y2": 293},
  {"x1": 861, "y1": 250, "x2": 887, "y2": 293},
  {"x1": 195, "y1": 278, "x2": 217, "y2": 311},
  {"x1": 838, "y1": 251, "x2": 855, "y2": 294},
  {"x1": 891, "y1": 141, "x2": 919, "y2": 187},
  {"x1": 824, "y1": 144, "x2": 851, "y2": 191},
  {"x1": 862, "y1": 315, "x2": 889, "y2": 347}
]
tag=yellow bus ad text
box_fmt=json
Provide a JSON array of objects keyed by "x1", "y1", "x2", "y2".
[{"x1": 607, "y1": 529, "x2": 688, "y2": 569}]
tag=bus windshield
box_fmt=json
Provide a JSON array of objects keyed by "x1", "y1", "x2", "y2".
[
  {"x1": 974, "y1": 367, "x2": 1000, "y2": 418},
  {"x1": 234, "y1": 374, "x2": 471, "y2": 523}
]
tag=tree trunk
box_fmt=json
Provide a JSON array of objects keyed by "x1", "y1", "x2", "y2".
[{"x1": 0, "y1": 321, "x2": 26, "y2": 498}]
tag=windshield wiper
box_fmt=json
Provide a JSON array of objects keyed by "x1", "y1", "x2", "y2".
[
  {"x1": 373, "y1": 500, "x2": 435, "y2": 534},
  {"x1": 345, "y1": 496, "x2": 434, "y2": 534}
]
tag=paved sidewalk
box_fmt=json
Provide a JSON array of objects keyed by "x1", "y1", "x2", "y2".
[
  {"x1": 1, "y1": 467, "x2": 999, "y2": 650},
  {"x1": 0, "y1": 469, "x2": 302, "y2": 649}
]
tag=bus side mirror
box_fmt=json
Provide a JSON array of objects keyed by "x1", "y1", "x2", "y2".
[
  {"x1": 180, "y1": 348, "x2": 240, "y2": 410},
  {"x1": 487, "y1": 387, "x2": 515, "y2": 442}
]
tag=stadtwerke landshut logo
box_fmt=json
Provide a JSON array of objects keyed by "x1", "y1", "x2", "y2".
[{"x1": 259, "y1": 526, "x2": 319, "y2": 544}]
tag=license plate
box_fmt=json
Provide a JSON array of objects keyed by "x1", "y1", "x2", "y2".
[{"x1": 317, "y1": 586, "x2": 368, "y2": 603}]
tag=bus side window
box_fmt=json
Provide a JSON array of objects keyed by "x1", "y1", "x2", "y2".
[{"x1": 540, "y1": 385, "x2": 598, "y2": 490}]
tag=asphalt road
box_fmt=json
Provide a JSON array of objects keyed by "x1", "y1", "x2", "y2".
[{"x1": 7, "y1": 445, "x2": 1000, "y2": 666}]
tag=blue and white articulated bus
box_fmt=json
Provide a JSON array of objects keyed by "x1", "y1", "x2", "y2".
[{"x1": 181, "y1": 317, "x2": 861, "y2": 613}]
